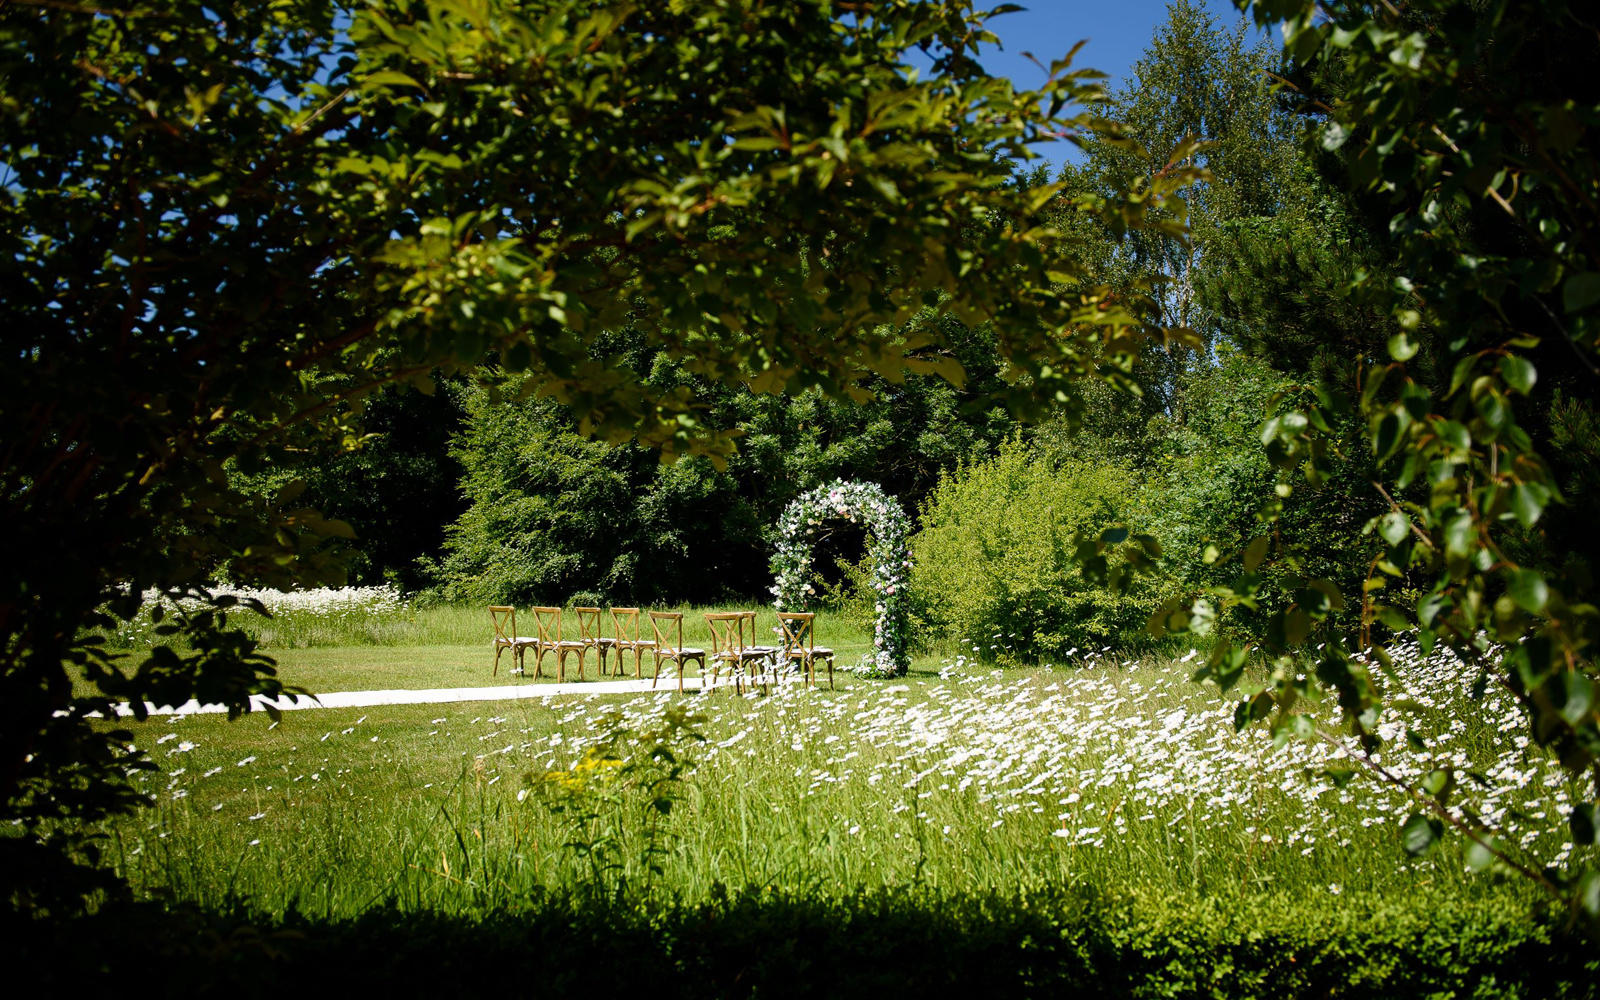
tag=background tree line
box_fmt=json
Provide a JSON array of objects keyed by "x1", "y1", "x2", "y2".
[{"x1": 273, "y1": 2, "x2": 1376, "y2": 660}]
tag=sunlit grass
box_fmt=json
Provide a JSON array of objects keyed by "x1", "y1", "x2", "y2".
[{"x1": 90, "y1": 641, "x2": 1584, "y2": 921}]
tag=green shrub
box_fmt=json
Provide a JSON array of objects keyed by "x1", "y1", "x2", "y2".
[
  {"x1": 13, "y1": 889, "x2": 1594, "y2": 998},
  {"x1": 910, "y1": 439, "x2": 1157, "y2": 660}
]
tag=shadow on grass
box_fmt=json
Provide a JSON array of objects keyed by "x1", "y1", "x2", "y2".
[{"x1": 8, "y1": 886, "x2": 1596, "y2": 998}]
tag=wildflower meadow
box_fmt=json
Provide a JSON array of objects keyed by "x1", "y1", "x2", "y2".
[{"x1": 96, "y1": 603, "x2": 1581, "y2": 916}]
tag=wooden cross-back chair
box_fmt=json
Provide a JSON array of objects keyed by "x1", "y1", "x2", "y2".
[
  {"x1": 489, "y1": 605, "x2": 538, "y2": 677},
  {"x1": 741, "y1": 610, "x2": 783, "y2": 663},
  {"x1": 649, "y1": 611, "x2": 705, "y2": 692},
  {"x1": 779, "y1": 612, "x2": 835, "y2": 690},
  {"x1": 609, "y1": 607, "x2": 655, "y2": 678},
  {"x1": 531, "y1": 606, "x2": 589, "y2": 682},
  {"x1": 571, "y1": 606, "x2": 612, "y2": 675},
  {"x1": 705, "y1": 612, "x2": 776, "y2": 694}
]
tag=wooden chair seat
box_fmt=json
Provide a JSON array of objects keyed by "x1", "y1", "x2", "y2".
[
  {"x1": 531, "y1": 607, "x2": 591, "y2": 681},
  {"x1": 706, "y1": 612, "x2": 779, "y2": 694},
  {"x1": 573, "y1": 607, "x2": 611, "y2": 674},
  {"x1": 489, "y1": 606, "x2": 539, "y2": 677},
  {"x1": 609, "y1": 608, "x2": 656, "y2": 678},
  {"x1": 779, "y1": 612, "x2": 835, "y2": 690},
  {"x1": 649, "y1": 612, "x2": 705, "y2": 692}
]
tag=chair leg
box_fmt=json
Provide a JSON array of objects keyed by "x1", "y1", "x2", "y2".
[{"x1": 493, "y1": 645, "x2": 502, "y2": 677}]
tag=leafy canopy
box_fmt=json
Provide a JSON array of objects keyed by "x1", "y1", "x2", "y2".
[
  {"x1": 1156, "y1": 0, "x2": 1600, "y2": 923},
  {"x1": 0, "y1": 0, "x2": 1196, "y2": 910}
]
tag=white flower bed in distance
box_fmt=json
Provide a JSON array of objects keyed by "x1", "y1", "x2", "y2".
[{"x1": 108, "y1": 585, "x2": 408, "y2": 647}]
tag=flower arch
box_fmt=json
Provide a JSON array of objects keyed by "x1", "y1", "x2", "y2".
[{"x1": 770, "y1": 479, "x2": 912, "y2": 677}]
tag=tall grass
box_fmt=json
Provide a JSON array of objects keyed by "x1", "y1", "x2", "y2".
[{"x1": 93, "y1": 640, "x2": 1586, "y2": 920}]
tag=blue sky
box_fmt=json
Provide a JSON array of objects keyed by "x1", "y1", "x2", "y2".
[{"x1": 968, "y1": 0, "x2": 1272, "y2": 168}]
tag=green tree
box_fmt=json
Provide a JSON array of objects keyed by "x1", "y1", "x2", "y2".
[
  {"x1": 0, "y1": 0, "x2": 1196, "y2": 910},
  {"x1": 436, "y1": 328, "x2": 1012, "y2": 608},
  {"x1": 231, "y1": 380, "x2": 469, "y2": 592},
  {"x1": 910, "y1": 437, "x2": 1157, "y2": 661},
  {"x1": 1041, "y1": 1, "x2": 1374, "y2": 636},
  {"x1": 1165, "y1": 0, "x2": 1600, "y2": 923}
]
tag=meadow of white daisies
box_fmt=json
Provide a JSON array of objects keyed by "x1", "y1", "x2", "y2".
[{"x1": 91, "y1": 586, "x2": 1583, "y2": 920}]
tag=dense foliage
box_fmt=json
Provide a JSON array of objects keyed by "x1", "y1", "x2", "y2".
[
  {"x1": 11, "y1": 890, "x2": 1595, "y2": 998},
  {"x1": 910, "y1": 439, "x2": 1155, "y2": 660},
  {"x1": 1, "y1": 0, "x2": 1197, "y2": 912},
  {"x1": 1159, "y1": 0, "x2": 1600, "y2": 923},
  {"x1": 432, "y1": 356, "x2": 1014, "y2": 607}
]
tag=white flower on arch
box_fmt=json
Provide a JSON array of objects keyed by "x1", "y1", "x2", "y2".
[{"x1": 770, "y1": 479, "x2": 912, "y2": 677}]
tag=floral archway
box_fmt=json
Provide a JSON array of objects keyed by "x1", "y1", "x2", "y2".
[{"x1": 770, "y1": 479, "x2": 912, "y2": 677}]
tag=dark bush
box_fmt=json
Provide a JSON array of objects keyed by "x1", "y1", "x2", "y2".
[{"x1": 12, "y1": 888, "x2": 1594, "y2": 999}]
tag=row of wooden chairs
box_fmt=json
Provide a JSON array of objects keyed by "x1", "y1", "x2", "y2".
[{"x1": 489, "y1": 606, "x2": 834, "y2": 692}]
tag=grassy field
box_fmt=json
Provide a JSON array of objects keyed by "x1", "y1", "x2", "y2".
[
  {"x1": 89, "y1": 612, "x2": 1584, "y2": 925},
  {"x1": 64, "y1": 588, "x2": 1597, "y2": 1000}
]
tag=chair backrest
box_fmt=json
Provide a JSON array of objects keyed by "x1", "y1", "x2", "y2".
[
  {"x1": 704, "y1": 612, "x2": 746, "y2": 658},
  {"x1": 649, "y1": 611, "x2": 684, "y2": 652},
  {"x1": 778, "y1": 612, "x2": 815, "y2": 654},
  {"x1": 741, "y1": 610, "x2": 776, "y2": 648},
  {"x1": 532, "y1": 606, "x2": 562, "y2": 644},
  {"x1": 489, "y1": 605, "x2": 517, "y2": 642},
  {"x1": 572, "y1": 606, "x2": 602, "y2": 644},
  {"x1": 610, "y1": 607, "x2": 641, "y2": 644}
]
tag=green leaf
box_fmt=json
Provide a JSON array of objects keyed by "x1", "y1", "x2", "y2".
[
  {"x1": 362, "y1": 70, "x2": 425, "y2": 91},
  {"x1": 1401, "y1": 813, "x2": 1442, "y2": 856},
  {"x1": 1442, "y1": 510, "x2": 1475, "y2": 558},
  {"x1": 1555, "y1": 672, "x2": 1594, "y2": 726},
  {"x1": 1282, "y1": 608, "x2": 1310, "y2": 647},
  {"x1": 1507, "y1": 569, "x2": 1549, "y2": 613},
  {"x1": 1387, "y1": 331, "x2": 1420, "y2": 361},
  {"x1": 1510, "y1": 482, "x2": 1549, "y2": 528},
  {"x1": 1499, "y1": 355, "x2": 1536, "y2": 394},
  {"x1": 1436, "y1": 420, "x2": 1471, "y2": 450},
  {"x1": 1377, "y1": 511, "x2": 1409, "y2": 546},
  {"x1": 1464, "y1": 837, "x2": 1498, "y2": 872},
  {"x1": 1562, "y1": 272, "x2": 1600, "y2": 313},
  {"x1": 1243, "y1": 534, "x2": 1269, "y2": 572},
  {"x1": 1420, "y1": 768, "x2": 1453, "y2": 800},
  {"x1": 1472, "y1": 385, "x2": 1509, "y2": 430},
  {"x1": 1580, "y1": 871, "x2": 1600, "y2": 918}
]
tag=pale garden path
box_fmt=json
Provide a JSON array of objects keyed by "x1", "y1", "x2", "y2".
[{"x1": 114, "y1": 676, "x2": 724, "y2": 718}]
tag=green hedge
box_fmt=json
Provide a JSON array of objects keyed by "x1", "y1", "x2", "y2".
[
  {"x1": 13, "y1": 888, "x2": 1595, "y2": 998},
  {"x1": 910, "y1": 441, "x2": 1158, "y2": 660}
]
